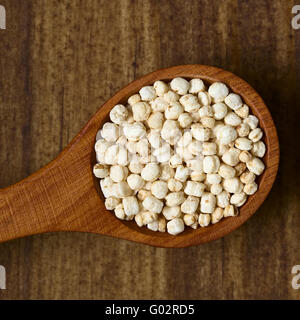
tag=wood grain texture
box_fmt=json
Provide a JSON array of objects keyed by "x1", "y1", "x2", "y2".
[
  {"x1": 0, "y1": 0, "x2": 298, "y2": 299},
  {"x1": 0, "y1": 64, "x2": 280, "y2": 248}
]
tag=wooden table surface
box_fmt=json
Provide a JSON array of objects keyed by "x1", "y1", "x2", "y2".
[{"x1": 0, "y1": 0, "x2": 299, "y2": 300}]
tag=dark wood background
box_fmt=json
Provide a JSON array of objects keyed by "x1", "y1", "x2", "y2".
[{"x1": 0, "y1": 0, "x2": 299, "y2": 300}]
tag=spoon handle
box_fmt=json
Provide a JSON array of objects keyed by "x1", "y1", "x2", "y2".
[
  {"x1": 0, "y1": 134, "x2": 104, "y2": 243},
  {"x1": 0, "y1": 162, "x2": 67, "y2": 242}
]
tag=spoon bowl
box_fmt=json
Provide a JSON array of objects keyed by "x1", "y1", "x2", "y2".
[{"x1": 0, "y1": 65, "x2": 279, "y2": 247}]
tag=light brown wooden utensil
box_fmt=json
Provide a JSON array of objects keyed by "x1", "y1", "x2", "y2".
[{"x1": 0, "y1": 65, "x2": 279, "y2": 247}]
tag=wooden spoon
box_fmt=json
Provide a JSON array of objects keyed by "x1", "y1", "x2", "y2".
[{"x1": 0, "y1": 65, "x2": 279, "y2": 248}]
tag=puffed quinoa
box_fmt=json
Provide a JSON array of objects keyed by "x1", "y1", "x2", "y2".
[
  {"x1": 177, "y1": 131, "x2": 193, "y2": 147},
  {"x1": 150, "y1": 97, "x2": 169, "y2": 112},
  {"x1": 203, "y1": 155, "x2": 220, "y2": 173},
  {"x1": 114, "y1": 204, "x2": 126, "y2": 220},
  {"x1": 199, "y1": 213, "x2": 211, "y2": 227},
  {"x1": 235, "y1": 137, "x2": 252, "y2": 151},
  {"x1": 179, "y1": 94, "x2": 201, "y2": 113},
  {"x1": 143, "y1": 196, "x2": 164, "y2": 213},
  {"x1": 100, "y1": 177, "x2": 114, "y2": 198},
  {"x1": 183, "y1": 213, "x2": 198, "y2": 226},
  {"x1": 181, "y1": 196, "x2": 200, "y2": 214},
  {"x1": 147, "y1": 220, "x2": 159, "y2": 232},
  {"x1": 127, "y1": 174, "x2": 144, "y2": 191},
  {"x1": 110, "y1": 104, "x2": 129, "y2": 124},
  {"x1": 123, "y1": 196, "x2": 139, "y2": 216},
  {"x1": 169, "y1": 154, "x2": 183, "y2": 168},
  {"x1": 165, "y1": 102, "x2": 184, "y2": 120},
  {"x1": 128, "y1": 94, "x2": 141, "y2": 106},
  {"x1": 153, "y1": 80, "x2": 169, "y2": 96},
  {"x1": 128, "y1": 157, "x2": 144, "y2": 174},
  {"x1": 190, "y1": 171, "x2": 206, "y2": 182},
  {"x1": 105, "y1": 197, "x2": 120, "y2": 210},
  {"x1": 178, "y1": 113, "x2": 193, "y2": 128},
  {"x1": 225, "y1": 93, "x2": 243, "y2": 110},
  {"x1": 217, "y1": 191, "x2": 230, "y2": 208},
  {"x1": 167, "y1": 178, "x2": 183, "y2": 192},
  {"x1": 230, "y1": 192, "x2": 247, "y2": 207},
  {"x1": 239, "y1": 150, "x2": 252, "y2": 163},
  {"x1": 123, "y1": 122, "x2": 146, "y2": 141},
  {"x1": 144, "y1": 181, "x2": 153, "y2": 191},
  {"x1": 165, "y1": 192, "x2": 185, "y2": 207},
  {"x1": 246, "y1": 157, "x2": 265, "y2": 175},
  {"x1": 203, "y1": 142, "x2": 217, "y2": 155},
  {"x1": 170, "y1": 77, "x2": 190, "y2": 95},
  {"x1": 234, "y1": 162, "x2": 246, "y2": 176},
  {"x1": 224, "y1": 112, "x2": 242, "y2": 127},
  {"x1": 110, "y1": 165, "x2": 128, "y2": 182},
  {"x1": 249, "y1": 128, "x2": 263, "y2": 142},
  {"x1": 191, "y1": 124, "x2": 211, "y2": 141},
  {"x1": 162, "y1": 206, "x2": 181, "y2": 220},
  {"x1": 212, "y1": 103, "x2": 228, "y2": 120},
  {"x1": 187, "y1": 140, "x2": 203, "y2": 156},
  {"x1": 223, "y1": 177, "x2": 243, "y2": 193},
  {"x1": 206, "y1": 173, "x2": 221, "y2": 185},
  {"x1": 218, "y1": 163, "x2": 236, "y2": 179},
  {"x1": 198, "y1": 91, "x2": 212, "y2": 106},
  {"x1": 199, "y1": 105, "x2": 213, "y2": 118},
  {"x1": 137, "y1": 189, "x2": 151, "y2": 201},
  {"x1": 236, "y1": 122, "x2": 250, "y2": 137},
  {"x1": 210, "y1": 183, "x2": 223, "y2": 195},
  {"x1": 147, "y1": 112, "x2": 164, "y2": 130},
  {"x1": 113, "y1": 181, "x2": 132, "y2": 198},
  {"x1": 217, "y1": 143, "x2": 230, "y2": 156},
  {"x1": 161, "y1": 120, "x2": 181, "y2": 145},
  {"x1": 201, "y1": 116, "x2": 215, "y2": 129},
  {"x1": 160, "y1": 164, "x2": 175, "y2": 181},
  {"x1": 184, "y1": 181, "x2": 205, "y2": 197},
  {"x1": 141, "y1": 163, "x2": 160, "y2": 181},
  {"x1": 244, "y1": 182, "x2": 258, "y2": 195},
  {"x1": 191, "y1": 111, "x2": 201, "y2": 122},
  {"x1": 208, "y1": 82, "x2": 229, "y2": 102},
  {"x1": 224, "y1": 204, "x2": 238, "y2": 217},
  {"x1": 132, "y1": 102, "x2": 151, "y2": 122},
  {"x1": 158, "y1": 216, "x2": 167, "y2": 232},
  {"x1": 175, "y1": 165, "x2": 190, "y2": 182},
  {"x1": 94, "y1": 77, "x2": 265, "y2": 234},
  {"x1": 216, "y1": 125, "x2": 237, "y2": 144},
  {"x1": 240, "y1": 171, "x2": 256, "y2": 184},
  {"x1": 139, "y1": 86, "x2": 156, "y2": 101},
  {"x1": 235, "y1": 104, "x2": 249, "y2": 119},
  {"x1": 200, "y1": 193, "x2": 216, "y2": 213},
  {"x1": 189, "y1": 78, "x2": 205, "y2": 93},
  {"x1": 151, "y1": 180, "x2": 168, "y2": 199},
  {"x1": 222, "y1": 147, "x2": 240, "y2": 166},
  {"x1": 104, "y1": 144, "x2": 119, "y2": 166},
  {"x1": 134, "y1": 213, "x2": 144, "y2": 227},
  {"x1": 186, "y1": 158, "x2": 203, "y2": 171},
  {"x1": 148, "y1": 130, "x2": 162, "y2": 149},
  {"x1": 142, "y1": 211, "x2": 158, "y2": 224},
  {"x1": 101, "y1": 123, "x2": 120, "y2": 142},
  {"x1": 211, "y1": 207, "x2": 224, "y2": 224},
  {"x1": 153, "y1": 143, "x2": 172, "y2": 163},
  {"x1": 163, "y1": 91, "x2": 179, "y2": 103},
  {"x1": 167, "y1": 218, "x2": 185, "y2": 235},
  {"x1": 93, "y1": 164, "x2": 109, "y2": 178},
  {"x1": 244, "y1": 115, "x2": 259, "y2": 129},
  {"x1": 251, "y1": 141, "x2": 266, "y2": 158}
]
